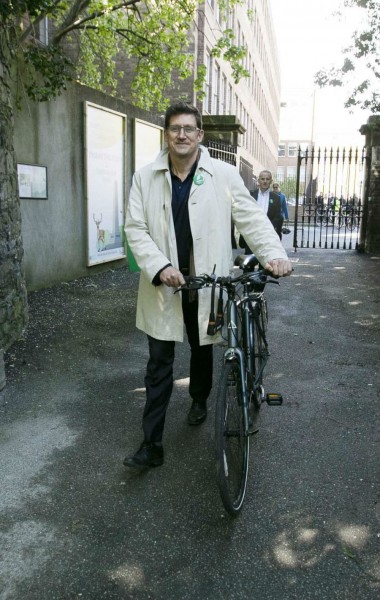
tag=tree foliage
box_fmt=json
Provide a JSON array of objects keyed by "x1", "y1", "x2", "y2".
[
  {"x1": 1, "y1": 0, "x2": 249, "y2": 110},
  {"x1": 314, "y1": 0, "x2": 380, "y2": 113}
]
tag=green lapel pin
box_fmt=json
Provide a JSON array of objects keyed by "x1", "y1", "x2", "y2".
[{"x1": 193, "y1": 173, "x2": 204, "y2": 185}]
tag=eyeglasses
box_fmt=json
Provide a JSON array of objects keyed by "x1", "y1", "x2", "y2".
[{"x1": 167, "y1": 125, "x2": 200, "y2": 135}]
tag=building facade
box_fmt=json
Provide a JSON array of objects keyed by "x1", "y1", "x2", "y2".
[{"x1": 192, "y1": 0, "x2": 281, "y2": 185}]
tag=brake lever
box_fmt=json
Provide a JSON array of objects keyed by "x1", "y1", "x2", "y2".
[{"x1": 174, "y1": 276, "x2": 207, "y2": 293}]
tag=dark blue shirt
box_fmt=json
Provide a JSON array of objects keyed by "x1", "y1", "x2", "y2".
[{"x1": 170, "y1": 161, "x2": 197, "y2": 273}]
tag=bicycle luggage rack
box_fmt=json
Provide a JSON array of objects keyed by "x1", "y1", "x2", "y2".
[{"x1": 266, "y1": 393, "x2": 283, "y2": 405}]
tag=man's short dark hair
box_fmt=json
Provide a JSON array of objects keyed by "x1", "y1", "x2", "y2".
[{"x1": 164, "y1": 102, "x2": 202, "y2": 130}]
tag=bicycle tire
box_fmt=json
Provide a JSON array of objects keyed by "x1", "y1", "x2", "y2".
[{"x1": 215, "y1": 360, "x2": 249, "y2": 516}]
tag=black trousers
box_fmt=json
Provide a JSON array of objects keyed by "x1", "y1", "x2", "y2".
[{"x1": 142, "y1": 293, "x2": 213, "y2": 442}]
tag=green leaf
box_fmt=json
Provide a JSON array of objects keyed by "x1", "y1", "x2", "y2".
[{"x1": 8, "y1": 0, "x2": 252, "y2": 110}]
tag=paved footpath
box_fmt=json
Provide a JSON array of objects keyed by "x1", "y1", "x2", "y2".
[{"x1": 1, "y1": 242, "x2": 379, "y2": 600}]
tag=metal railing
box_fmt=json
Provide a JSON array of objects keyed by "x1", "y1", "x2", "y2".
[{"x1": 205, "y1": 140, "x2": 237, "y2": 166}]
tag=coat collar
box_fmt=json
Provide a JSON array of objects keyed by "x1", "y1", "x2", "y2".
[{"x1": 151, "y1": 145, "x2": 214, "y2": 176}]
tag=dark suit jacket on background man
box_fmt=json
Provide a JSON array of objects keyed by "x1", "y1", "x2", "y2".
[{"x1": 239, "y1": 189, "x2": 284, "y2": 252}]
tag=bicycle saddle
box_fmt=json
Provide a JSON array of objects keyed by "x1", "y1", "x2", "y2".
[{"x1": 234, "y1": 254, "x2": 259, "y2": 272}]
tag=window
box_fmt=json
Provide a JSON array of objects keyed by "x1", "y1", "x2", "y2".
[
  {"x1": 38, "y1": 16, "x2": 49, "y2": 45},
  {"x1": 241, "y1": 34, "x2": 246, "y2": 68},
  {"x1": 287, "y1": 166, "x2": 297, "y2": 179},
  {"x1": 242, "y1": 107, "x2": 246, "y2": 147},
  {"x1": 276, "y1": 167, "x2": 285, "y2": 182},
  {"x1": 288, "y1": 143, "x2": 298, "y2": 157},
  {"x1": 227, "y1": 84, "x2": 232, "y2": 114},
  {"x1": 215, "y1": 1, "x2": 220, "y2": 22},
  {"x1": 204, "y1": 52, "x2": 212, "y2": 113},
  {"x1": 212, "y1": 63, "x2": 220, "y2": 113},
  {"x1": 220, "y1": 75, "x2": 227, "y2": 115},
  {"x1": 278, "y1": 143, "x2": 285, "y2": 157},
  {"x1": 228, "y1": 6, "x2": 235, "y2": 31}
]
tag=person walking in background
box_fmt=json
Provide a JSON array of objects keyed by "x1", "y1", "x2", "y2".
[
  {"x1": 272, "y1": 182, "x2": 288, "y2": 221},
  {"x1": 239, "y1": 169, "x2": 284, "y2": 252},
  {"x1": 124, "y1": 102, "x2": 292, "y2": 470}
]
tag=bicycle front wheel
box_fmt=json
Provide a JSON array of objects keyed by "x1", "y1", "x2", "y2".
[
  {"x1": 251, "y1": 306, "x2": 267, "y2": 410},
  {"x1": 215, "y1": 360, "x2": 249, "y2": 516}
]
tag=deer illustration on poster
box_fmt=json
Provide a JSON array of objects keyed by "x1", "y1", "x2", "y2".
[{"x1": 93, "y1": 213, "x2": 106, "y2": 251}]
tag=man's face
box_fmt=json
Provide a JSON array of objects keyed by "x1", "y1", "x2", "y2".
[
  {"x1": 258, "y1": 172, "x2": 272, "y2": 192},
  {"x1": 165, "y1": 113, "x2": 204, "y2": 161}
]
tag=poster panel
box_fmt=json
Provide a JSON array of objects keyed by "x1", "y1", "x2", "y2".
[
  {"x1": 134, "y1": 119, "x2": 163, "y2": 172},
  {"x1": 17, "y1": 164, "x2": 48, "y2": 199},
  {"x1": 85, "y1": 102, "x2": 126, "y2": 266},
  {"x1": 127, "y1": 119, "x2": 163, "y2": 272}
]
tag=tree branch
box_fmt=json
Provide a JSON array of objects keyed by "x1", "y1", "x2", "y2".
[
  {"x1": 52, "y1": 0, "x2": 141, "y2": 45},
  {"x1": 116, "y1": 27, "x2": 154, "y2": 48}
]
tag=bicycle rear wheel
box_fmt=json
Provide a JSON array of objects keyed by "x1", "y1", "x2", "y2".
[{"x1": 215, "y1": 360, "x2": 249, "y2": 516}]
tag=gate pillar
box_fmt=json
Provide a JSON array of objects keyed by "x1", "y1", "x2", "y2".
[{"x1": 359, "y1": 116, "x2": 380, "y2": 253}]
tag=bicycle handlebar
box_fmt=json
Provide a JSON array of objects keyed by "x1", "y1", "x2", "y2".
[
  {"x1": 175, "y1": 268, "x2": 279, "y2": 336},
  {"x1": 177, "y1": 268, "x2": 278, "y2": 292}
]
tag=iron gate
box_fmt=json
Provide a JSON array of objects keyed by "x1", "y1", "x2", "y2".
[{"x1": 292, "y1": 146, "x2": 369, "y2": 250}]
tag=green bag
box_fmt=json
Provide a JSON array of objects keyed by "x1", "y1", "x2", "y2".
[{"x1": 126, "y1": 241, "x2": 140, "y2": 272}]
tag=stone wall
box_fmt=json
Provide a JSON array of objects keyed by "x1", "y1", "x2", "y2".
[
  {"x1": 360, "y1": 116, "x2": 380, "y2": 254},
  {"x1": 0, "y1": 23, "x2": 28, "y2": 387}
]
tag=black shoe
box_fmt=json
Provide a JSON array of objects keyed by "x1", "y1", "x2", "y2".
[
  {"x1": 123, "y1": 441, "x2": 164, "y2": 470},
  {"x1": 187, "y1": 400, "x2": 207, "y2": 425}
]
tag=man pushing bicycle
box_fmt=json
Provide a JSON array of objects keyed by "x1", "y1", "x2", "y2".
[{"x1": 124, "y1": 102, "x2": 292, "y2": 470}]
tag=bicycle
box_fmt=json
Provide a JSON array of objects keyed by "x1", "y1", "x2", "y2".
[
  {"x1": 316, "y1": 205, "x2": 337, "y2": 226},
  {"x1": 336, "y1": 204, "x2": 358, "y2": 231},
  {"x1": 179, "y1": 254, "x2": 284, "y2": 516}
]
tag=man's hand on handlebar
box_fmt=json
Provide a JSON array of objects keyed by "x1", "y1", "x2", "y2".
[
  {"x1": 264, "y1": 258, "x2": 293, "y2": 278},
  {"x1": 160, "y1": 266, "x2": 186, "y2": 287}
]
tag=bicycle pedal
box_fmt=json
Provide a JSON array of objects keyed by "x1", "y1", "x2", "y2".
[{"x1": 266, "y1": 393, "x2": 283, "y2": 406}]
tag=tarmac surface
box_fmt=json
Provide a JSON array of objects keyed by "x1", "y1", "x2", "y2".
[{"x1": 1, "y1": 234, "x2": 380, "y2": 600}]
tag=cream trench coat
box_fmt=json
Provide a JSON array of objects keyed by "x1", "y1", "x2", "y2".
[{"x1": 125, "y1": 146, "x2": 288, "y2": 345}]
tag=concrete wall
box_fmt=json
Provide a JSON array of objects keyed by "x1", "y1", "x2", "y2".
[{"x1": 13, "y1": 83, "x2": 161, "y2": 290}]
